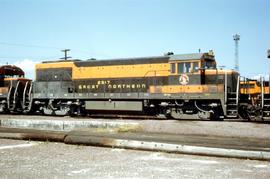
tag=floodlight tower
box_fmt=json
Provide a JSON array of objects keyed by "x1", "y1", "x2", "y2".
[{"x1": 233, "y1": 34, "x2": 240, "y2": 72}]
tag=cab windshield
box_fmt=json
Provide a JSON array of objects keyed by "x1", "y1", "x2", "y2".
[{"x1": 202, "y1": 60, "x2": 216, "y2": 69}]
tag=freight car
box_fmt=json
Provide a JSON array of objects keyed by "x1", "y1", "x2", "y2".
[
  {"x1": 0, "y1": 65, "x2": 32, "y2": 113},
  {"x1": 31, "y1": 51, "x2": 242, "y2": 120}
]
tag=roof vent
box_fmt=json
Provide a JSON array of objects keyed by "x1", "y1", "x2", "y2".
[
  {"x1": 87, "y1": 58, "x2": 96, "y2": 61},
  {"x1": 208, "y1": 50, "x2": 214, "y2": 56},
  {"x1": 164, "y1": 52, "x2": 174, "y2": 56}
]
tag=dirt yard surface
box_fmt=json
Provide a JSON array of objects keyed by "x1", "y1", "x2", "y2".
[{"x1": 0, "y1": 138, "x2": 270, "y2": 178}]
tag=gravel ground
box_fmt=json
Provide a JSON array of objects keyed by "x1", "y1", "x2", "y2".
[
  {"x1": 1, "y1": 114, "x2": 270, "y2": 139},
  {"x1": 1, "y1": 139, "x2": 270, "y2": 179}
]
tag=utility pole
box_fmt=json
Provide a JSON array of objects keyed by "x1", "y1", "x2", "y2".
[
  {"x1": 233, "y1": 34, "x2": 240, "y2": 72},
  {"x1": 61, "y1": 49, "x2": 71, "y2": 60},
  {"x1": 268, "y1": 49, "x2": 270, "y2": 58}
]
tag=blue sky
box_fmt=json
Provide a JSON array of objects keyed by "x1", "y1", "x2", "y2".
[{"x1": 0, "y1": 0, "x2": 269, "y2": 78}]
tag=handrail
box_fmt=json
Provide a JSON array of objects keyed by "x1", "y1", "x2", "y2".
[
  {"x1": 12, "y1": 81, "x2": 20, "y2": 110},
  {"x1": 236, "y1": 75, "x2": 240, "y2": 107},
  {"x1": 261, "y1": 77, "x2": 264, "y2": 108},
  {"x1": 7, "y1": 80, "x2": 13, "y2": 109},
  {"x1": 269, "y1": 73, "x2": 270, "y2": 94},
  {"x1": 22, "y1": 81, "x2": 29, "y2": 109},
  {"x1": 26, "y1": 82, "x2": 33, "y2": 112},
  {"x1": 143, "y1": 70, "x2": 169, "y2": 78},
  {"x1": 224, "y1": 71, "x2": 227, "y2": 115}
]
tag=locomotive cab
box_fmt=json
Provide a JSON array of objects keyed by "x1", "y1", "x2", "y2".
[
  {"x1": 164, "y1": 51, "x2": 240, "y2": 119},
  {"x1": 0, "y1": 65, "x2": 25, "y2": 95},
  {"x1": 168, "y1": 51, "x2": 218, "y2": 87},
  {"x1": 167, "y1": 51, "x2": 217, "y2": 88},
  {"x1": 0, "y1": 65, "x2": 32, "y2": 113}
]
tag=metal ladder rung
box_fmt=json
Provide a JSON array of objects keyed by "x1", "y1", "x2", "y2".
[
  {"x1": 227, "y1": 109, "x2": 238, "y2": 112},
  {"x1": 227, "y1": 115, "x2": 238, "y2": 118}
]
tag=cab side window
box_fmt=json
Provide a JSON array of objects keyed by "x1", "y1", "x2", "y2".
[
  {"x1": 185, "y1": 62, "x2": 191, "y2": 73},
  {"x1": 170, "y1": 63, "x2": 175, "y2": 73},
  {"x1": 177, "y1": 63, "x2": 184, "y2": 73},
  {"x1": 202, "y1": 60, "x2": 216, "y2": 69},
  {"x1": 193, "y1": 62, "x2": 199, "y2": 72},
  {"x1": 177, "y1": 62, "x2": 191, "y2": 73}
]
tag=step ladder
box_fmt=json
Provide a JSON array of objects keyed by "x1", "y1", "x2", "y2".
[
  {"x1": 226, "y1": 92, "x2": 239, "y2": 117},
  {"x1": 261, "y1": 78, "x2": 270, "y2": 120},
  {"x1": 225, "y1": 74, "x2": 239, "y2": 118}
]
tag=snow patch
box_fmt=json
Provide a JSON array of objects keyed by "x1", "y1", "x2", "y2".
[
  {"x1": 68, "y1": 168, "x2": 91, "y2": 176},
  {"x1": 147, "y1": 152, "x2": 167, "y2": 160},
  {"x1": 0, "y1": 142, "x2": 38, "y2": 150},
  {"x1": 253, "y1": 164, "x2": 268, "y2": 168},
  {"x1": 188, "y1": 159, "x2": 219, "y2": 164},
  {"x1": 138, "y1": 152, "x2": 219, "y2": 164},
  {"x1": 242, "y1": 169, "x2": 252, "y2": 172},
  {"x1": 111, "y1": 148, "x2": 126, "y2": 152}
]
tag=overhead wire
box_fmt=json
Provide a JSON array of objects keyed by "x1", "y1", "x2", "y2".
[
  {"x1": 0, "y1": 56, "x2": 59, "y2": 60},
  {"x1": 0, "y1": 41, "x2": 93, "y2": 56},
  {"x1": 0, "y1": 41, "x2": 62, "y2": 50}
]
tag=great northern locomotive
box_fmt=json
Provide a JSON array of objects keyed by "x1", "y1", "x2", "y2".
[{"x1": 1, "y1": 51, "x2": 270, "y2": 120}]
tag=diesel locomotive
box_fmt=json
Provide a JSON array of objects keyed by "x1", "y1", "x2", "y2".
[
  {"x1": 240, "y1": 79, "x2": 270, "y2": 120},
  {"x1": 2, "y1": 51, "x2": 269, "y2": 120},
  {"x1": 31, "y1": 51, "x2": 241, "y2": 120},
  {"x1": 0, "y1": 65, "x2": 32, "y2": 113}
]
